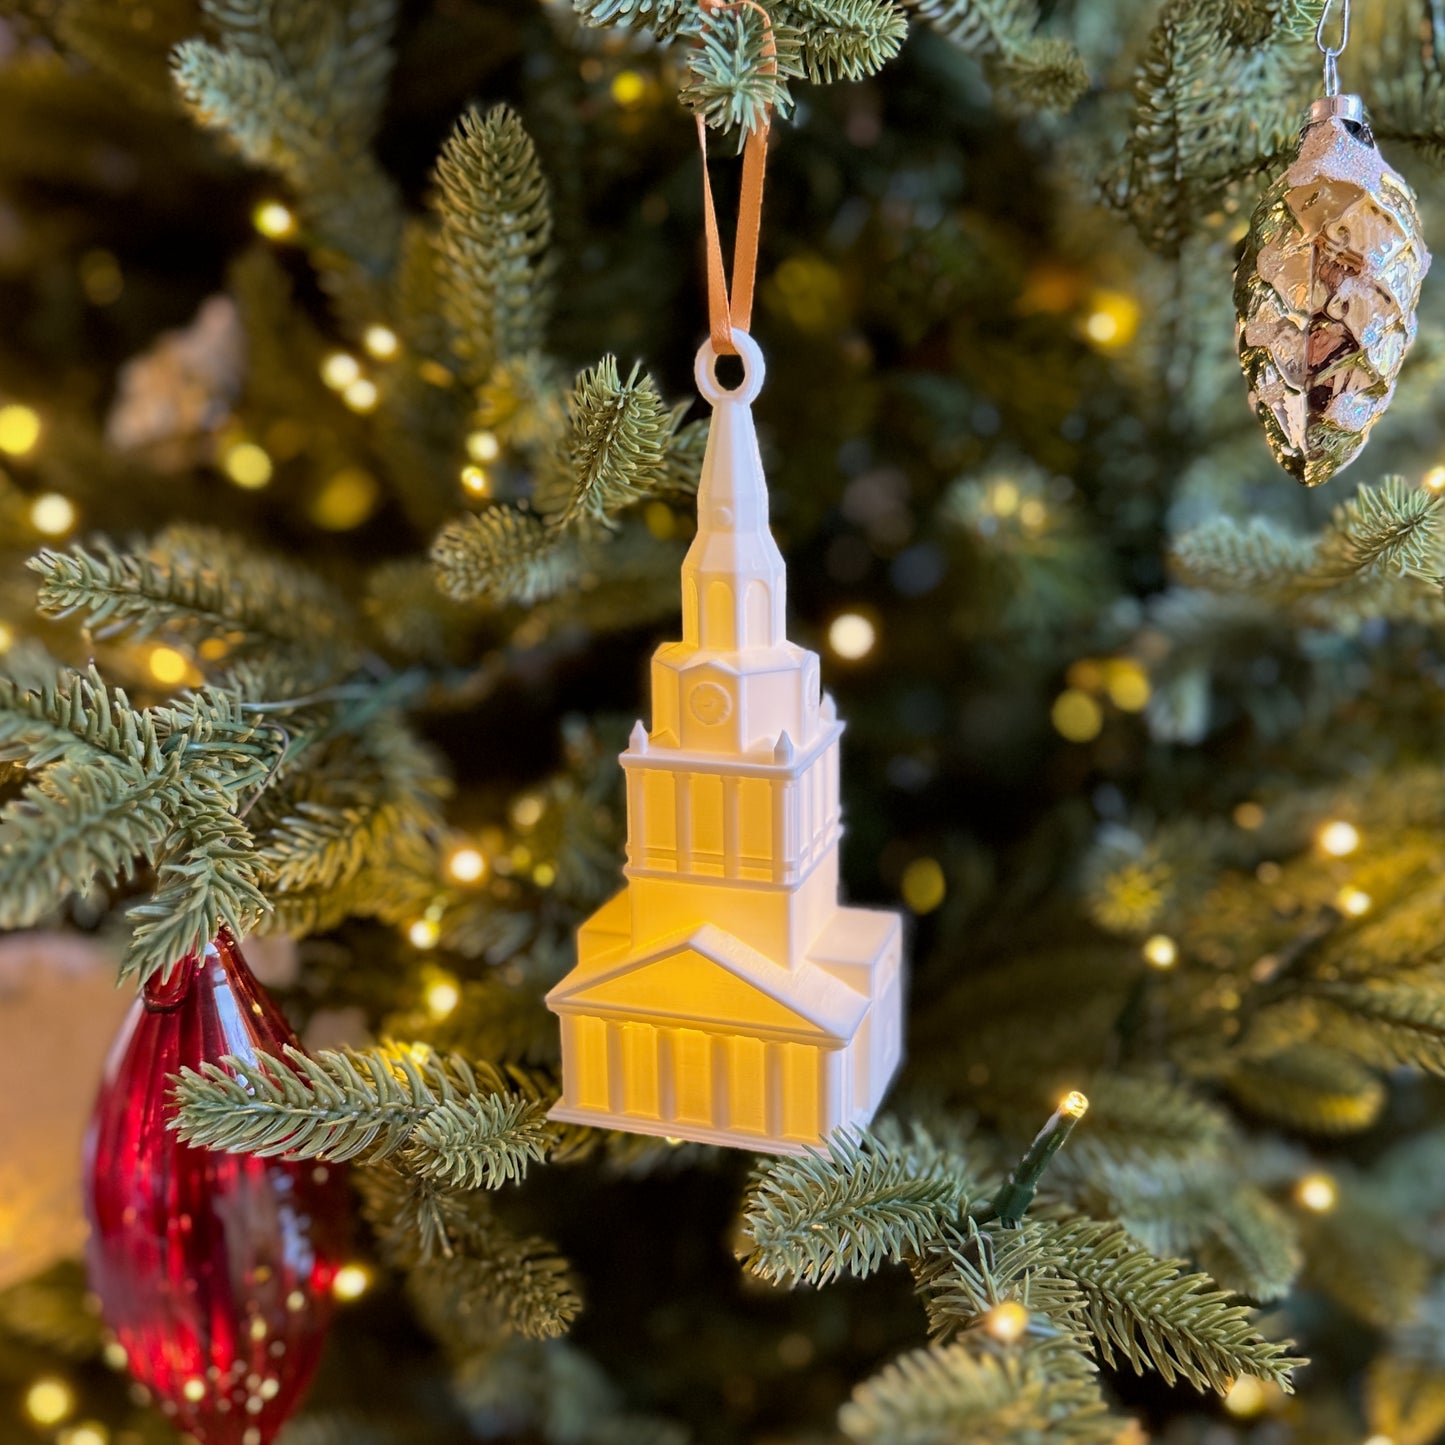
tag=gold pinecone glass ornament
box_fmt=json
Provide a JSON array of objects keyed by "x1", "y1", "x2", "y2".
[{"x1": 1235, "y1": 95, "x2": 1430, "y2": 487}]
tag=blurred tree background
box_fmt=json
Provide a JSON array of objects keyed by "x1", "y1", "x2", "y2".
[{"x1": 8, "y1": 1, "x2": 1445, "y2": 1443}]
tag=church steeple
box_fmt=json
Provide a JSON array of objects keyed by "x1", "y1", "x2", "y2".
[{"x1": 679, "y1": 338, "x2": 786, "y2": 654}]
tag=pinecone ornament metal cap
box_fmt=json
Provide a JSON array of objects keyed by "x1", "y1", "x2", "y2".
[{"x1": 1234, "y1": 97, "x2": 1430, "y2": 487}]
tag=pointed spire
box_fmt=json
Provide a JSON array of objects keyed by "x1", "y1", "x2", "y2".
[
  {"x1": 820, "y1": 692, "x2": 837, "y2": 724},
  {"x1": 683, "y1": 333, "x2": 787, "y2": 653},
  {"x1": 774, "y1": 731, "x2": 795, "y2": 764},
  {"x1": 629, "y1": 720, "x2": 649, "y2": 754}
]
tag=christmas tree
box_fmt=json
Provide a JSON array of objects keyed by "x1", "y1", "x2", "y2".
[{"x1": 4, "y1": 0, "x2": 1445, "y2": 1441}]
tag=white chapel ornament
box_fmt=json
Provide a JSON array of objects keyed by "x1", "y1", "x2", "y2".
[{"x1": 546, "y1": 331, "x2": 906, "y2": 1153}]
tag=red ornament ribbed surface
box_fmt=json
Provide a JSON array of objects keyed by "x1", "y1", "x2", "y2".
[{"x1": 83, "y1": 933, "x2": 347, "y2": 1445}]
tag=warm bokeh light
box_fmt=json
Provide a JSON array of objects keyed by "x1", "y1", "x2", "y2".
[
  {"x1": 533, "y1": 861, "x2": 557, "y2": 887},
  {"x1": 1318, "y1": 820, "x2": 1361, "y2": 857},
  {"x1": 25, "y1": 1378, "x2": 75, "y2": 1426},
  {"x1": 425, "y1": 975, "x2": 461, "y2": 1020},
  {"x1": 320, "y1": 351, "x2": 361, "y2": 390},
  {"x1": 60, "y1": 1424, "x2": 109, "y2": 1445},
  {"x1": 828, "y1": 612, "x2": 876, "y2": 660},
  {"x1": 901, "y1": 857, "x2": 946, "y2": 914},
  {"x1": 1425, "y1": 467, "x2": 1445, "y2": 493},
  {"x1": 332, "y1": 1264, "x2": 372, "y2": 1301},
  {"x1": 1296, "y1": 1172, "x2": 1338, "y2": 1213},
  {"x1": 1083, "y1": 290, "x2": 1140, "y2": 349},
  {"x1": 0, "y1": 402, "x2": 42, "y2": 456},
  {"x1": 466, "y1": 429, "x2": 501, "y2": 463},
  {"x1": 1106, "y1": 659, "x2": 1151, "y2": 712},
  {"x1": 984, "y1": 1300, "x2": 1030, "y2": 1343},
  {"x1": 222, "y1": 441, "x2": 273, "y2": 490},
  {"x1": 610, "y1": 69, "x2": 647, "y2": 107},
  {"x1": 447, "y1": 846, "x2": 487, "y2": 883},
  {"x1": 148, "y1": 646, "x2": 190, "y2": 686},
  {"x1": 1223, "y1": 1375, "x2": 1267, "y2": 1418},
  {"x1": 343, "y1": 377, "x2": 380, "y2": 413},
  {"x1": 1337, "y1": 887, "x2": 1372, "y2": 918},
  {"x1": 1059, "y1": 1090, "x2": 1089, "y2": 1118},
  {"x1": 511, "y1": 794, "x2": 544, "y2": 830},
  {"x1": 461, "y1": 464, "x2": 491, "y2": 496},
  {"x1": 1142, "y1": 935, "x2": 1177, "y2": 969},
  {"x1": 311, "y1": 468, "x2": 378, "y2": 530},
  {"x1": 407, "y1": 918, "x2": 440, "y2": 950},
  {"x1": 252, "y1": 200, "x2": 297, "y2": 240},
  {"x1": 363, "y1": 324, "x2": 399, "y2": 360},
  {"x1": 0, "y1": 621, "x2": 14, "y2": 654},
  {"x1": 1233, "y1": 801, "x2": 1265, "y2": 830},
  {"x1": 1051, "y1": 688, "x2": 1103, "y2": 742},
  {"x1": 30, "y1": 492, "x2": 76, "y2": 536}
]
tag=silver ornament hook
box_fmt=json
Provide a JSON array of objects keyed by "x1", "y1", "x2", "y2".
[{"x1": 1316, "y1": 0, "x2": 1350, "y2": 97}]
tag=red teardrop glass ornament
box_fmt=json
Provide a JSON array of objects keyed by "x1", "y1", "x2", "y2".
[{"x1": 83, "y1": 932, "x2": 348, "y2": 1445}]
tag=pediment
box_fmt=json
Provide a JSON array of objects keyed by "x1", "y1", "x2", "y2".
[{"x1": 568, "y1": 947, "x2": 823, "y2": 1033}]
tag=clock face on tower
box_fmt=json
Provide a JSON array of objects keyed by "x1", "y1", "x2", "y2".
[{"x1": 689, "y1": 680, "x2": 733, "y2": 725}]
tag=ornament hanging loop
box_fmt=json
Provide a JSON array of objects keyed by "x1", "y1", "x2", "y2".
[
  {"x1": 1316, "y1": 0, "x2": 1350, "y2": 96},
  {"x1": 696, "y1": 0, "x2": 775, "y2": 356},
  {"x1": 695, "y1": 327, "x2": 766, "y2": 405}
]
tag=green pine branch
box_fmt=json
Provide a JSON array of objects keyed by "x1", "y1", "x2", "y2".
[
  {"x1": 682, "y1": 6, "x2": 801, "y2": 132},
  {"x1": 785, "y1": 0, "x2": 908, "y2": 84},
  {"x1": 431, "y1": 506, "x2": 572, "y2": 606},
  {"x1": 556, "y1": 357, "x2": 673, "y2": 528},
  {"x1": 1311, "y1": 978, "x2": 1445, "y2": 1074},
  {"x1": 739, "y1": 1129, "x2": 974, "y2": 1286},
  {"x1": 172, "y1": 1, "x2": 402, "y2": 307},
  {"x1": 1040, "y1": 1218, "x2": 1303, "y2": 1393},
  {"x1": 433, "y1": 104, "x2": 555, "y2": 387},
  {"x1": 898, "y1": 0, "x2": 1087, "y2": 110},
  {"x1": 173, "y1": 1045, "x2": 557, "y2": 1188},
  {"x1": 914, "y1": 1222, "x2": 1090, "y2": 1344},
  {"x1": 1224, "y1": 1044, "x2": 1387, "y2": 1134},
  {"x1": 30, "y1": 533, "x2": 352, "y2": 655},
  {"x1": 839, "y1": 1336, "x2": 1125, "y2": 1445}
]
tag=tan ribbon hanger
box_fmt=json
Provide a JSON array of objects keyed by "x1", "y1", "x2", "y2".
[{"x1": 696, "y1": 0, "x2": 775, "y2": 355}]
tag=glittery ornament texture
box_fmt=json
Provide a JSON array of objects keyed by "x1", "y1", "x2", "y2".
[{"x1": 1235, "y1": 104, "x2": 1430, "y2": 487}]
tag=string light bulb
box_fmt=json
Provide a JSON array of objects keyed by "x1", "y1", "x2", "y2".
[
  {"x1": 424, "y1": 975, "x2": 460, "y2": 1020},
  {"x1": 320, "y1": 352, "x2": 361, "y2": 390},
  {"x1": 901, "y1": 857, "x2": 946, "y2": 914},
  {"x1": 222, "y1": 441, "x2": 273, "y2": 490},
  {"x1": 1336, "y1": 886, "x2": 1372, "y2": 918},
  {"x1": 363, "y1": 325, "x2": 399, "y2": 360},
  {"x1": 461, "y1": 464, "x2": 491, "y2": 496},
  {"x1": 343, "y1": 377, "x2": 380, "y2": 413},
  {"x1": 1060, "y1": 1090, "x2": 1089, "y2": 1118},
  {"x1": 29, "y1": 492, "x2": 76, "y2": 536},
  {"x1": 1142, "y1": 935, "x2": 1177, "y2": 969},
  {"x1": 1425, "y1": 467, "x2": 1445, "y2": 493},
  {"x1": 0, "y1": 402, "x2": 42, "y2": 455},
  {"x1": 447, "y1": 846, "x2": 487, "y2": 883},
  {"x1": 60, "y1": 1423, "x2": 109, "y2": 1445},
  {"x1": 983, "y1": 1301, "x2": 1030, "y2": 1343},
  {"x1": 1295, "y1": 1172, "x2": 1338, "y2": 1213},
  {"x1": 407, "y1": 918, "x2": 440, "y2": 950},
  {"x1": 332, "y1": 1264, "x2": 372, "y2": 1301},
  {"x1": 466, "y1": 430, "x2": 501, "y2": 463},
  {"x1": 1318, "y1": 820, "x2": 1361, "y2": 857},
  {"x1": 252, "y1": 200, "x2": 296, "y2": 240},
  {"x1": 1051, "y1": 688, "x2": 1103, "y2": 743},
  {"x1": 1222, "y1": 1375, "x2": 1267, "y2": 1419},
  {"x1": 24, "y1": 1377, "x2": 75, "y2": 1426},
  {"x1": 828, "y1": 612, "x2": 876, "y2": 660},
  {"x1": 148, "y1": 646, "x2": 190, "y2": 686}
]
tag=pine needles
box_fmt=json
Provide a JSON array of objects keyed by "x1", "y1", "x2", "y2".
[
  {"x1": 433, "y1": 105, "x2": 555, "y2": 387},
  {"x1": 172, "y1": 1044, "x2": 556, "y2": 1186}
]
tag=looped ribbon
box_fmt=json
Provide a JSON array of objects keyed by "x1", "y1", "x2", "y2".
[{"x1": 696, "y1": 0, "x2": 774, "y2": 355}]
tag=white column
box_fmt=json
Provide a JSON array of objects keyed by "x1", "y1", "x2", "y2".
[{"x1": 722, "y1": 777, "x2": 741, "y2": 877}]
